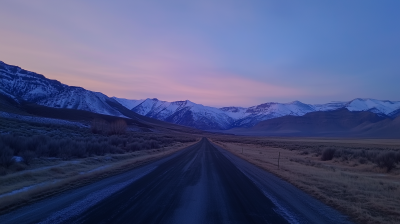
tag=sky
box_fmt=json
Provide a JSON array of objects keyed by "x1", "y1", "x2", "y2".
[{"x1": 1, "y1": 0, "x2": 399, "y2": 107}]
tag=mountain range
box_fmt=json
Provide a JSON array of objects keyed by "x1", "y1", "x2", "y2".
[
  {"x1": 113, "y1": 97, "x2": 400, "y2": 130},
  {"x1": 1, "y1": 60, "x2": 400, "y2": 133}
]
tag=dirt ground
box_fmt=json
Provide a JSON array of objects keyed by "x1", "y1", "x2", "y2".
[{"x1": 210, "y1": 137, "x2": 400, "y2": 224}]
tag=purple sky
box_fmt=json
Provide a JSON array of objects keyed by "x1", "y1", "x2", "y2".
[{"x1": 1, "y1": 0, "x2": 399, "y2": 107}]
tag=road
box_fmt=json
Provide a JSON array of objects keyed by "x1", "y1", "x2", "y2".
[{"x1": 0, "y1": 138, "x2": 352, "y2": 224}]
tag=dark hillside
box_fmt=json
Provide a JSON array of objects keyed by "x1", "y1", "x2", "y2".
[
  {"x1": 252, "y1": 108, "x2": 386, "y2": 133},
  {"x1": 0, "y1": 94, "x2": 28, "y2": 115},
  {"x1": 22, "y1": 103, "x2": 151, "y2": 128},
  {"x1": 227, "y1": 108, "x2": 400, "y2": 137}
]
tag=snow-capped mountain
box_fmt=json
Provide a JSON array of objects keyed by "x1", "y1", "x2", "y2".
[
  {"x1": 0, "y1": 61, "x2": 124, "y2": 117},
  {"x1": 314, "y1": 98, "x2": 400, "y2": 115},
  {"x1": 232, "y1": 101, "x2": 316, "y2": 127},
  {"x1": 113, "y1": 97, "x2": 400, "y2": 130},
  {"x1": 2, "y1": 60, "x2": 399, "y2": 130},
  {"x1": 128, "y1": 98, "x2": 234, "y2": 130}
]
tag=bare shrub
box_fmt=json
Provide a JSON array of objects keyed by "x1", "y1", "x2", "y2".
[
  {"x1": 59, "y1": 145, "x2": 72, "y2": 160},
  {"x1": 97, "y1": 143, "x2": 109, "y2": 156},
  {"x1": 141, "y1": 141, "x2": 151, "y2": 150},
  {"x1": 321, "y1": 148, "x2": 336, "y2": 161},
  {"x1": 0, "y1": 167, "x2": 6, "y2": 176},
  {"x1": 0, "y1": 144, "x2": 14, "y2": 168},
  {"x1": 149, "y1": 140, "x2": 160, "y2": 149},
  {"x1": 109, "y1": 119, "x2": 127, "y2": 135},
  {"x1": 332, "y1": 148, "x2": 354, "y2": 161},
  {"x1": 70, "y1": 142, "x2": 86, "y2": 158},
  {"x1": 300, "y1": 151, "x2": 309, "y2": 155},
  {"x1": 91, "y1": 118, "x2": 109, "y2": 134},
  {"x1": 10, "y1": 162, "x2": 27, "y2": 172},
  {"x1": 57, "y1": 139, "x2": 86, "y2": 160},
  {"x1": 20, "y1": 150, "x2": 36, "y2": 165},
  {"x1": 25, "y1": 137, "x2": 41, "y2": 152},
  {"x1": 366, "y1": 150, "x2": 379, "y2": 162},
  {"x1": 1, "y1": 135, "x2": 25, "y2": 155},
  {"x1": 127, "y1": 142, "x2": 141, "y2": 151},
  {"x1": 36, "y1": 145, "x2": 49, "y2": 158},
  {"x1": 375, "y1": 152, "x2": 397, "y2": 172},
  {"x1": 358, "y1": 157, "x2": 367, "y2": 164},
  {"x1": 109, "y1": 136, "x2": 122, "y2": 146},
  {"x1": 85, "y1": 142, "x2": 102, "y2": 156},
  {"x1": 109, "y1": 145, "x2": 124, "y2": 154},
  {"x1": 47, "y1": 140, "x2": 61, "y2": 157}
]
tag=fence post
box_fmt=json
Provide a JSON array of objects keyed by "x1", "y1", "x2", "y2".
[{"x1": 278, "y1": 152, "x2": 280, "y2": 169}]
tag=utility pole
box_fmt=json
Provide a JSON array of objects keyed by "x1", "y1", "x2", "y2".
[{"x1": 278, "y1": 152, "x2": 280, "y2": 169}]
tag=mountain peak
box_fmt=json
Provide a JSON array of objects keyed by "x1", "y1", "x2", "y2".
[{"x1": 288, "y1": 100, "x2": 303, "y2": 105}]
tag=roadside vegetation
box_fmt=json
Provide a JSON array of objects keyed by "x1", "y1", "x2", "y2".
[
  {"x1": 210, "y1": 135, "x2": 400, "y2": 224},
  {"x1": 0, "y1": 117, "x2": 196, "y2": 175},
  {"x1": 0, "y1": 117, "x2": 198, "y2": 214}
]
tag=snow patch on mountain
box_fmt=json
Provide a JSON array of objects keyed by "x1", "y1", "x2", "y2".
[
  {"x1": 131, "y1": 99, "x2": 234, "y2": 129},
  {"x1": 220, "y1": 107, "x2": 248, "y2": 120},
  {"x1": 112, "y1": 97, "x2": 144, "y2": 110},
  {"x1": 0, "y1": 61, "x2": 125, "y2": 117},
  {"x1": 313, "y1": 101, "x2": 347, "y2": 111},
  {"x1": 344, "y1": 98, "x2": 400, "y2": 115},
  {"x1": 134, "y1": 98, "x2": 170, "y2": 116}
]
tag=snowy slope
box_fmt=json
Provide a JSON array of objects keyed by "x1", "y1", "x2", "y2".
[
  {"x1": 112, "y1": 97, "x2": 144, "y2": 110},
  {"x1": 0, "y1": 61, "x2": 64, "y2": 102},
  {"x1": 313, "y1": 99, "x2": 400, "y2": 115},
  {"x1": 38, "y1": 87, "x2": 123, "y2": 116},
  {"x1": 220, "y1": 107, "x2": 248, "y2": 120},
  {"x1": 231, "y1": 101, "x2": 316, "y2": 127},
  {"x1": 313, "y1": 101, "x2": 347, "y2": 111},
  {"x1": 133, "y1": 98, "x2": 170, "y2": 116},
  {"x1": 0, "y1": 61, "x2": 124, "y2": 117},
  {"x1": 344, "y1": 98, "x2": 400, "y2": 115},
  {"x1": 132, "y1": 99, "x2": 234, "y2": 129}
]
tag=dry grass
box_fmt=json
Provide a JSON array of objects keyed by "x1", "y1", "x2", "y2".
[
  {"x1": 0, "y1": 141, "x2": 198, "y2": 215},
  {"x1": 210, "y1": 137, "x2": 400, "y2": 224}
]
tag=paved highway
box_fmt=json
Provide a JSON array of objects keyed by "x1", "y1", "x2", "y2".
[{"x1": 0, "y1": 138, "x2": 352, "y2": 224}]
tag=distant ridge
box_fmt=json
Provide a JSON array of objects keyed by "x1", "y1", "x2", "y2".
[{"x1": 226, "y1": 109, "x2": 400, "y2": 138}]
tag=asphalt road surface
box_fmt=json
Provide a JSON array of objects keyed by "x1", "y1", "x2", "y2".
[{"x1": 0, "y1": 138, "x2": 353, "y2": 224}]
